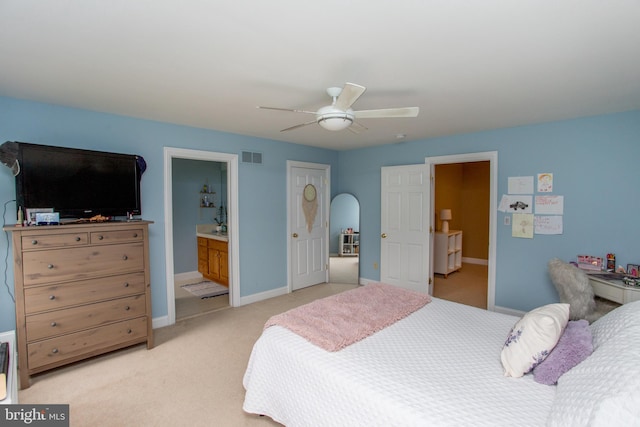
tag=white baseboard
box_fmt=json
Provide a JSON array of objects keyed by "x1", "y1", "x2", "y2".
[
  {"x1": 152, "y1": 315, "x2": 171, "y2": 329},
  {"x1": 493, "y1": 305, "x2": 526, "y2": 317},
  {"x1": 238, "y1": 286, "x2": 289, "y2": 306},
  {"x1": 462, "y1": 257, "x2": 488, "y2": 266}
]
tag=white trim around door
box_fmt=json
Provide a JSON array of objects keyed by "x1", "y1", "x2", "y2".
[
  {"x1": 425, "y1": 151, "x2": 498, "y2": 311},
  {"x1": 164, "y1": 147, "x2": 240, "y2": 326}
]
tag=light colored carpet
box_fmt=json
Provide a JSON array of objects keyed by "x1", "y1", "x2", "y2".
[
  {"x1": 175, "y1": 276, "x2": 230, "y2": 321},
  {"x1": 19, "y1": 282, "x2": 359, "y2": 427},
  {"x1": 181, "y1": 281, "x2": 229, "y2": 299},
  {"x1": 433, "y1": 262, "x2": 488, "y2": 309}
]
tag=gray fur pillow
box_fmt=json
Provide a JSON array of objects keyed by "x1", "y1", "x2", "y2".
[{"x1": 548, "y1": 258, "x2": 596, "y2": 320}]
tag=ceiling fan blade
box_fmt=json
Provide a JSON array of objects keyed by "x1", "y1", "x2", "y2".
[
  {"x1": 355, "y1": 107, "x2": 419, "y2": 119},
  {"x1": 334, "y1": 82, "x2": 366, "y2": 111},
  {"x1": 348, "y1": 121, "x2": 368, "y2": 134},
  {"x1": 257, "y1": 106, "x2": 317, "y2": 115},
  {"x1": 280, "y1": 120, "x2": 317, "y2": 132}
]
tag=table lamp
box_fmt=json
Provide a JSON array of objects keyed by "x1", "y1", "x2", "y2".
[{"x1": 440, "y1": 209, "x2": 452, "y2": 233}]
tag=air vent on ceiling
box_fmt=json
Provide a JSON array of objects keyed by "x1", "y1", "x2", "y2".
[{"x1": 241, "y1": 151, "x2": 263, "y2": 165}]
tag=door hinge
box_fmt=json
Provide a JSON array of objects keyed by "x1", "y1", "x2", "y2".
[
  {"x1": 429, "y1": 225, "x2": 433, "y2": 234},
  {"x1": 428, "y1": 277, "x2": 432, "y2": 285}
]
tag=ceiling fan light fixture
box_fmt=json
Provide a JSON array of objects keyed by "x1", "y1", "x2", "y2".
[
  {"x1": 317, "y1": 115, "x2": 353, "y2": 131},
  {"x1": 316, "y1": 106, "x2": 354, "y2": 131}
]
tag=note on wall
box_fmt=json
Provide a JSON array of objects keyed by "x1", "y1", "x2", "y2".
[
  {"x1": 534, "y1": 215, "x2": 563, "y2": 235},
  {"x1": 512, "y1": 213, "x2": 534, "y2": 238},
  {"x1": 498, "y1": 195, "x2": 533, "y2": 213},
  {"x1": 537, "y1": 173, "x2": 553, "y2": 192},
  {"x1": 508, "y1": 176, "x2": 534, "y2": 194},
  {"x1": 535, "y1": 195, "x2": 564, "y2": 214}
]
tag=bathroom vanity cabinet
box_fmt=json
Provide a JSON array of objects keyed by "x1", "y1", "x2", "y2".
[{"x1": 197, "y1": 236, "x2": 228, "y2": 286}]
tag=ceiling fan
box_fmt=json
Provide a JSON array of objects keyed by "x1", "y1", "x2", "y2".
[{"x1": 257, "y1": 82, "x2": 419, "y2": 133}]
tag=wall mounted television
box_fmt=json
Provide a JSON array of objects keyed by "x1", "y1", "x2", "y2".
[{"x1": 15, "y1": 142, "x2": 143, "y2": 219}]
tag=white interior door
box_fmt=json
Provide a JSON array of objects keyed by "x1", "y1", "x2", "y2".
[
  {"x1": 380, "y1": 164, "x2": 430, "y2": 293},
  {"x1": 289, "y1": 162, "x2": 329, "y2": 291}
]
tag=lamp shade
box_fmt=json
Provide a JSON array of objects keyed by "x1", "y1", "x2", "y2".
[{"x1": 440, "y1": 209, "x2": 452, "y2": 221}]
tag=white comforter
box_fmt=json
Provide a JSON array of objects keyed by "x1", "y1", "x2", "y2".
[{"x1": 243, "y1": 297, "x2": 556, "y2": 427}]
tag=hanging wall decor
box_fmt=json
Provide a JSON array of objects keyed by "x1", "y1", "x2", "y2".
[{"x1": 302, "y1": 183, "x2": 318, "y2": 233}]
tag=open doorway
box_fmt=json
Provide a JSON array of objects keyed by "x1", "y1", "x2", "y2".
[
  {"x1": 329, "y1": 193, "x2": 360, "y2": 284},
  {"x1": 163, "y1": 147, "x2": 239, "y2": 326},
  {"x1": 172, "y1": 158, "x2": 229, "y2": 320},
  {"x1": 426, "y1": 152, "x2": 497, "y2": 311}
]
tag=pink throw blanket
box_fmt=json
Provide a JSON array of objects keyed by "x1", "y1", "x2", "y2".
[{"x1": 264, "y1": 283, "x2": 431, "y2": 351}]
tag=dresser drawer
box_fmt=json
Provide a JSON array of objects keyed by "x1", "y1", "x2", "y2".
[
  {"x1": 26, "y1": 294, "x2": 146, "y2": 341},
  {"x1": 27, "y1": 316, "x2": 148, "y2": 371},
  {"x1": 207, "y1": 239, "x2": 228, "y2": 251},
  {"x1": 22, "y1": 242, "x2": 144, "y2": 286},
  {"x1": 90, "y1": 228, "x2": 143, "y2": 244},
  {"x1": 21, "y1": 232, "x2": 88, "y2": 249},
  {"x1": 24, "y1": 272, "x2": 146, "y2": 314}
]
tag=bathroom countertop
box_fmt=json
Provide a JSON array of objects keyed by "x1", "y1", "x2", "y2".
[{"x1": 196, "y1": 224, "x2": 228, "y2": 242}]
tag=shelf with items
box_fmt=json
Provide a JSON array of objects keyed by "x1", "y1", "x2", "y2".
[
  {"x1": 200, "y1": 192, "x2": 216, "y2": 208},
  {"x1": 339, "y1": 232, "x2": 359, "y2": 257},
  {"x1": 434, "y1": 230, "x2": 462, "y2": 277}
]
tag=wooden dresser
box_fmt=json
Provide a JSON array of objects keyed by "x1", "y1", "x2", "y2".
[{"x1": 4, "y1": 221, "x2": 153, "y2": 389}]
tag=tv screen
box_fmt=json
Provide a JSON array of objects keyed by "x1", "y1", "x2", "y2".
[{"x1": 15, "y1": 142, "x2": 142, "y2": 219}]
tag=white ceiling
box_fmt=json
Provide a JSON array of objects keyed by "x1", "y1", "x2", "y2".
[{"x1": 1, "y1": 1, "x2": 639, "y2": 151}]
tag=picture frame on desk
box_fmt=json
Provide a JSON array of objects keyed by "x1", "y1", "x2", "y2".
[
  {"x1": 25, "y1": 207, "x2": 53, "y2": 226},
  {"x1": 626, "y1": 264, "x2": 639, "y2": 277}
]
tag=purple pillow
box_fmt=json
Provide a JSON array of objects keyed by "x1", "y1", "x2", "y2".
[{"x1": 533, "y1": 319, "x2": 593, "y2": 385}]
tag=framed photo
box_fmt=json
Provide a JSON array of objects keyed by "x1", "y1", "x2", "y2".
[
  {"x1": 25, "y1": 208, "x2": 53, "y2": 226},
  {"x1": 626, "y1": 264, "x2": 640, "y2": 277}
]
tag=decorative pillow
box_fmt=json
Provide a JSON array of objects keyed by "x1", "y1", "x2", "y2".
[
  {"x1": 590, "y1": 299, "x2": 640, "y2": 349},
  {"x1": 501, "y1": 303, "x2": 570, "y2": 378},
  {"x1": 547, "y1": 326, "x2": 640, "y2": 426},
  {"x1": 533, "y1": 319, "x2": 593, "y2": 385}
]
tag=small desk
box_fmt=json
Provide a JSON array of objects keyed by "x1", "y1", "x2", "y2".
[{"x1": 587, "y1": 273, "x2": 640, "y2": 305}]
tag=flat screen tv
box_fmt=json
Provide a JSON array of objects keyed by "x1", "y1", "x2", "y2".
[{"x1": 15, "y1": 142, "x2": 143, "y2": 219}]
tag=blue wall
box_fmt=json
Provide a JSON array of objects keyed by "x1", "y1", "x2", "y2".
[
  {"x1": 1, "y1": 95, "x2": 639, "y2": 332},
  {"x1": 336, "y1": 111, "x2": 640, "y2": 311},
  {"x1": 0, "y1": 96, "x2": 339, "y2": 331}
]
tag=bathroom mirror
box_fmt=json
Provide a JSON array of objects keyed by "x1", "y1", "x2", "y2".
[{"x1": 329, "y1": 193, "x2": 360, "y2": 284}]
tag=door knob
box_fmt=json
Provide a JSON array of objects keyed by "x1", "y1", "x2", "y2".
[
  {"x1": 292, "y1": 233, "x2": 298, "y2": 238},
  {"x1": 381, "y1": 233, "x2": 387, "y2": 238}
]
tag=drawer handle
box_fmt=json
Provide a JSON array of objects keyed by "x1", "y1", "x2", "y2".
[
  {"x1": 133, "y1": 233, "x2": 138, "y2": 238},
  {"x1": 75, "y1": 236, "x2": 81, "y2": 241},
  {"x1": 122, "y1": 255, "x2": 128, "y2": 261},
  {"x1": 127, "y1": 329, "x2": 132, "y2": 334},
  {"x1": 47, "y1": 264, "x2": 54, "y2": 269},
  {"x1": 124, "y1": 306, "x2": 130, "y2": 311},
  {"x1": 52, "y1": 348, "x2": 59, "y2": 354},
  {"x1": 98, "y1": 235, "x2": 104, "y2": 240},
  {"x1": 31, "y1": 239, "x2": 38, "y2": 245},
  {"x1": 124, "y1": 282, "x2": 130, "y2": 288},
  {"x1": 50, "y1": 321, "x2": 57, "y2": 327},
  {"x1": 49, "y1": 295, "x2": 56, "y2": 300}
]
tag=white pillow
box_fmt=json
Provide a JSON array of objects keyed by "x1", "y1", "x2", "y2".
[
  {"x1": 547, "y1": 326, "x2": 640, "y2": 426},
  {"x1": 501, "y1": 303, "x2": 570, "y2": 377},
  {"x1": 590, "y1": 299, "x2": 640, "y2": 349}
]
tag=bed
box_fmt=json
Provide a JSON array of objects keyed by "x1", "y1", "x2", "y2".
[{"x1": 243, "y1": 284, "x2": 640, "y2": 427}]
